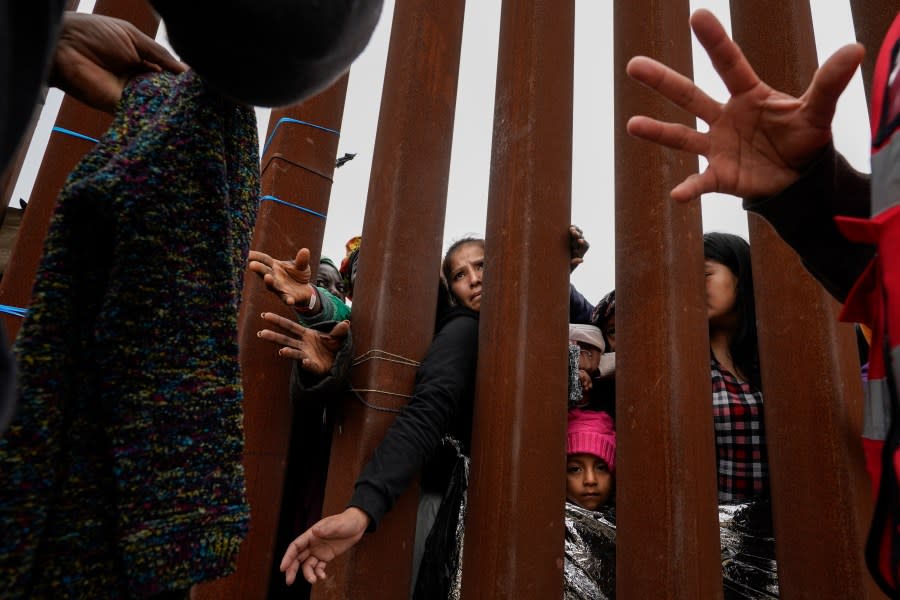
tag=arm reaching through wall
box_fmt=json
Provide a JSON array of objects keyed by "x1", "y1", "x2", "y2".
[
  {"x1": 624, "y1": 9, "x2": 863, "y2": 202},
  {"x1": 280, "y1": 507, "x2": 371, "y2": 585},
  {"x1": 248, "y1": 248, "x2": 318, "y2": 311},
  {"x1": 257, "y1": 313, "x2": 349, "y2": 375}
]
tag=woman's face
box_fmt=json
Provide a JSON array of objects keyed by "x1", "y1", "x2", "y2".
[
  {"x1": 448, "y1": 242, "x2": 484, "y2": 312},
  {"x1": 705, "y1": 259, "x2": 739, "y2": 330}
]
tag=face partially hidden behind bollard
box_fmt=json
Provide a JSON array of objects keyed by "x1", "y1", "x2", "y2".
[{"x1": 152, "y1": 0, "x2": 384, "y2": 106}]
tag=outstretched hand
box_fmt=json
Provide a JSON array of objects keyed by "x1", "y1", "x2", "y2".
[
  {"x1": 625, "y1": 9, "x2": 864, "y2": 202},
  {"x1": 280, "y1": 507, "x2": 370, "y2": 585},
  {"x1": 50, "y1": 12, "x2": 187, "y2": 113},
  {"x1": 258, "y1": 314, "x2": 350, "y2": 375},
  {"x1": 248, "y1": 248, "x2": 317, "y2": 310}
]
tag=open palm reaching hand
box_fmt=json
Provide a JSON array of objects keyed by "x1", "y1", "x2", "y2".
[{"x1": 625, "y1": 9, "x2": 864, "y2": 202}]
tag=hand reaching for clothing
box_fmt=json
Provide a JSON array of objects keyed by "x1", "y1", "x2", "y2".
[
  {"x1": 49, "y1": 12, "x2": 186, "y2": 113},
  {"x1": 625, "y1": 9, "x2": 863, "y2": 202},
  {"x1": 280, "y1": 507, "x2": 371, "y2": 585},
  {"x1": 257, "y1": 314, "x2": 349, "y2": 375},
  {"x1": 248, "y1": 248, "x2": 318, "y2": 311}
]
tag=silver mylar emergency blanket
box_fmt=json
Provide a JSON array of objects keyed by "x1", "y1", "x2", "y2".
[
  {"x1": 565, "y1": 502, "x2": 617, "y2": 599},
  {"x1": 564, "y1": 499, "x2": 778, "y2": 599}
]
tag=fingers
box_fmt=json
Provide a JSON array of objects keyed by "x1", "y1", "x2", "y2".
[
  {"x1": 284, "y1": 561, "x2": 300, "y2": 586},
  {"x1": 626, "y1": 56, "x2": 721, "y2": 124},
  {"x1": 280, "y1": 534, "x2": 310, "y2": 573},
  {"x1": 689, "y1": 9, "x2": 761, "y2": 97},
  {"x1": 126, "y1": 23, "x2": 187, "y2": 74},
  {"x1": 248, "y1": 253, "x2": 275, "y2": 281},
  {"x1": 248, "y1": 250, "x2": 275, "y2": 269},
  {"x1": 626, "y1": 116, "x2": 710, "y2": 156},
  {"x1": 300, "y1": 558, "x2": 316, "y2": 584},
  {"x1": 314, "y1": 560, "x2": 328, "y2": 581},
  {"x1": 302, "y1": 557, "x2": 327, "y2": 584},
  {"x1": 280, "y1": 530, "x2": 329, "y2": 586},
  {"x1": 260, "y1": 311, "x2": 307, "y2": 336},
  {"x1": 329, "y1": 320, "x2": 351, "y2": 340},
  {"x1": 293, "y1": 248, "x2": 312, "y2": 271},
  {"x1": 257, "y1": 328, "x2": 302, "y2": 349},
  {"x1": 803, "y1": 43, "x2": 864, "y2": 130},
  {"x1": 670, "y1": 169, "x2": 721, "y2": 203}
]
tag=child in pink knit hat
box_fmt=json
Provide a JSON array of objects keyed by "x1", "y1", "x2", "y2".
[{"x1": 566, "y1": 409, "x2": 616, "y2": 511}]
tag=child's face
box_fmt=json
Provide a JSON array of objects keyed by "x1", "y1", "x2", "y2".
[{"x1": 566, "y1": 453, "x2": 612, "y2": 511}]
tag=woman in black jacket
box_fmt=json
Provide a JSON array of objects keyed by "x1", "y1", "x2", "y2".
[{"x1": 259, "y1": 237, "x2": 485, "y2": 589}]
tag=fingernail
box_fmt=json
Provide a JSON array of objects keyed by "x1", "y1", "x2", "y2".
[{"x1": 257, "y1": 330, "x2": 262, "y2": 337}]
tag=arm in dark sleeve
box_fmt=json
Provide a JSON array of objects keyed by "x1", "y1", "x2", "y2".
[
  {"x1": 569, "y1": 283, "x2": 595, "y2": 325},
  {"x1": 348, "y1": 314, "x2": 478, "y2": 530},
  {"x1": 743, "y1": 144, "x2": 875, "y2": 302}
]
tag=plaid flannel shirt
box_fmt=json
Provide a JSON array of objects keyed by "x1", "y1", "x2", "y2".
[{"x1": 711, "y1": 358, "x2": 769, "y2": 502}]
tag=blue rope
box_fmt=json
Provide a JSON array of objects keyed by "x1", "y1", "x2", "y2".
[
  {"x1": 259, "y1": 195, "x2": 327, "y2": 219},
  {"x1": 0, "y1": 305, "x2": 27, "y2": 318},
  {"x1": 51, "y1": 126, "x2": 99, "y2": 144},
  {"x1": 262, "y1": 118, "x2": 340, "y2": 156}
]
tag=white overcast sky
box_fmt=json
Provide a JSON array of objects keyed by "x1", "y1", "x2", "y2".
[{"x1": 12, "y1": 0, "x2": 870, "y2": 304}]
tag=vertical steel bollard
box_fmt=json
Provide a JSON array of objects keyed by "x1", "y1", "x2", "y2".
[
  {"x1": 614, "y1": 1, "x2": 723, "y2": 598},
  {"x1": 730, "y1": 3, "x2": 882, "y2": 597},
  {"x1": 311, "y1": 1, "x2": 465, "y2": 598},
  {"x1": 849, "y1": 0, "x2": 896, "y2": 100},
  {"x1": 459, "y1": 0, "x2": 573, "y2": 598}
]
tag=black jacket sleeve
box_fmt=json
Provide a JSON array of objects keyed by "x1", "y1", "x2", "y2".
[
  {"x1": 348, "y1": 313, "x2": 479, "y2": 530},
  {"x1": 743, "y1": 145, "x2": 875, "y2": 302}
]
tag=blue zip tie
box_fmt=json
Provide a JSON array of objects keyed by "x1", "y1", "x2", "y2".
[
  {"x1": 262, "y1": 118, "x2": 340, "y2": 156},
  {"x1": 260, "y1": 195, "x2": 327, "y2": 219},
  {"x1": 0, "y1": 305, "x2": 27, "y2": 318},
  {"x1": 51, "y1": 126, "x2": 99, "y2": 144}
]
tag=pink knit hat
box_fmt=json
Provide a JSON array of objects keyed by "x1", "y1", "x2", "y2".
[{"x1": 567, "y1": 409, "x2": 616, "y2": 472}]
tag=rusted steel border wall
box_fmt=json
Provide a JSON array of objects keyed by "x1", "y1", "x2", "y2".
[
  {"x1": 459, "y1": 0, "x2": 574, "y2": 597},
  {"x1": 849, "y1": 0, "x2": 896, "y2": 102},
  {"x1": 731, "y1": 3, "x2": 881, "y2": 598},
  {"x1": 312, "y1": 1, "x2": 466, "y2": 598},
  {"x1": 613, "y1": 1, "x2": 723, "y2": 598}
]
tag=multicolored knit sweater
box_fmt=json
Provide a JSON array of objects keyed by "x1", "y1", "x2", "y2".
[{"x1": 0, "y1": 71, "x2": 257, "y2": 598}]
